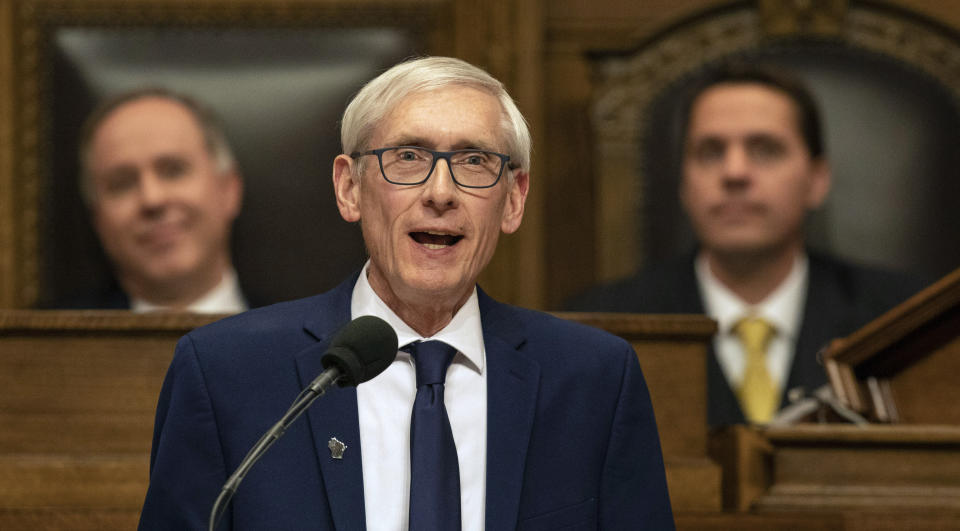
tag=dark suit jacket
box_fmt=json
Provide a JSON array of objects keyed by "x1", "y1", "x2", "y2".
[
  {"x1": 566, "y1": 252, "x2": 929, "y2": 427},
  {"x1": 139, "y1": 273, "x2": 674, "y2": 530}
]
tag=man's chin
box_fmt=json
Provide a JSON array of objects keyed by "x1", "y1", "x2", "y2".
[
  {"x1": 136, "y1": 261, "x2": 202, "y2": 286},
  {"x1": 709, "y1": 239, "x2": 789, "y2": 262},
  {"x1": 401, "y1": 270, "x2": 472, "y2": 300}
]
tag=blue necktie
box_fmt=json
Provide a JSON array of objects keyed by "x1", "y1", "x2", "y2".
[{"x1": 404, "y1": 340, "x2": 461, "y2": 530}]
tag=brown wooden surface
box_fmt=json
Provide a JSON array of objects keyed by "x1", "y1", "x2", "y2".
[
  {"x1": 0, "y1": 311, "x2": 219, "y2": 528},
  {"x1": 754, "y1": 424, "x2": 960, "y2": 516},
  {"x1": 825, "y1": 267, "x2": 960, "y2": 422},
  {"x1": 677, "y1": 510, "x2": 960, "y2": 531},
  {"x1": 708, "y1": 425, "x2": 773, "y2": 512},
  {"x1": 0, "y1": 509, "x2": 140, "y2": 531}
]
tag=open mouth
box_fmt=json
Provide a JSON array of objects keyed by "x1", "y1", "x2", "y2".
[{"x1": 410, "y1": 230, "x2": 463, "y2": 250}]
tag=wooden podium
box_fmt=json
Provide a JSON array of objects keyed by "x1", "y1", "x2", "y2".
[{"x1": 0, "y1": 310, "x2": 720, "y2": 529}]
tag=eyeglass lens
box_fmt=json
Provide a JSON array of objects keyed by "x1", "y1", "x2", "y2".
[{"x1": 380, "y1": 147, "x2": 502, "y2": 187}]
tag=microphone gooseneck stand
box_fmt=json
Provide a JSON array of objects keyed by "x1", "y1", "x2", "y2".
[
  {"x1": 208, "y1": 368, "x2": 342, "y2": 531},
  {"x1": 206, "y1": 315, "x2": 398, "y2": 531}
]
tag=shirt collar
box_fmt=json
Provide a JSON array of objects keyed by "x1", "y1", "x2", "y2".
[
  {"x1": 695, "y1": 252, "x2": 808, "y2": 340},
  {"x1": 350, "y1": 260, "x2": 485, "y2": 374},
  {"x1": 131, "y1": 268, "x2": 247, "y2": 314}
]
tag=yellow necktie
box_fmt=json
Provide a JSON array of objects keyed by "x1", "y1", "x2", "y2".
[{"x1": 734, "y1": 317, "x2": 778, "y2": 424}]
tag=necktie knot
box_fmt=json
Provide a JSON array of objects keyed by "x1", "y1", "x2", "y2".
[
  {"x1": 404, "y1": 340, "x2": 457, "y2": 387},
  {"x1": 734, "y1": 317, "x2": 775, "y2": 353}
]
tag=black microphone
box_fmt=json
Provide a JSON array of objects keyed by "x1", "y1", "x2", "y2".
[{"x1": 208, "y1": 315, "x2": 398, "y2": 531}]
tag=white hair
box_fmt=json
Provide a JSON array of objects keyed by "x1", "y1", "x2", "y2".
[{"x1": 340, "y1": 56, "x2": 531, "y2": 177}]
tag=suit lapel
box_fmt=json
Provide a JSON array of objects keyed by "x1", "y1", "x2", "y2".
[
  {"x1": 295, "y1": 274, "x2": 367, "y2": 530},
  {"x1": 787, "y1": 256, "x2": 845, "y2": 394},
  {"x1": 295, "y1": 279, "x2": 542, "y2": 528},
  {"x1": 479, "y1": 292, "x2": 541, "y2": 530}
]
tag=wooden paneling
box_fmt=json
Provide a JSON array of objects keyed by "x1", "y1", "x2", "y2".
[
  {"x1": 700, "y1": 425, "x2": 960, "y2": 529},
  {"x1": 541, "y1": 51, "x2": 597, "y2": 309},
  {"x1": 0, "y1": 509, "x2": 140, "y2": 531},
  {"x1": 0, "y1": 0, "x2": 15, "y2": 309},
  {"x1": 0, "y1": 311, "x2": 218, "y2": 527},
  {"x1": 677, "y1": 510, "x2": 960, "y2": 531},
  {"x1": 758, "y1": 425, "x2": 960, "y2": 515},
  {"x1": 470, "y1": 0, "x2": 547, "y2": 310},
  {"x1": 0, "y1": 455, "x2": 149, "y2": 508}
]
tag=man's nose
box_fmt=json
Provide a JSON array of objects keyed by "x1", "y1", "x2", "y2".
[
  {"x1": 421, "y1": 158, "x2": 459, "y2": 209},
  {"x1": 138, "y1": 173, "x2": 170, "y2": 210},
  {"x1": 721, "y1": 146, "x2": 751, "y2": 184}
]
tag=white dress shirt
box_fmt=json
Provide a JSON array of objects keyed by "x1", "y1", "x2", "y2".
[
  {"x1": 695, "y1": 253, "x2": 808, "y2": 401},
  {"x1": 352, "y1": 261, "x2": 487, "y2": 531},
  {"x1": 130, "y1": 268, "x2": 247, "y2": 314}
]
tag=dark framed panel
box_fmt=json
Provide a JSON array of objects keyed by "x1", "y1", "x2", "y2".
[{"x1": 9, "y1": 0, "x2": 448, "y2": 308}]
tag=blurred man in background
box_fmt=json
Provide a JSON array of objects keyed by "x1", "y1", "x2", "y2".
[
  {"x1": 568, "y1": 62, "x2": 928, "y2": 426},
  {"x1": 77, "y1": 88, "x2": 248, "y2": 312}
]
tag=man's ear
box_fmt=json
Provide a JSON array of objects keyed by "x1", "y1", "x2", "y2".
[
  {"x1": 500, "y1": 170, "x2": 529, "y2": 234},
  {"x1": 805, "y1": 158, "x2": 831, "y2": 210},
  {"x1": 333, "y1": 154, "x2": 362, "y2": 222}
]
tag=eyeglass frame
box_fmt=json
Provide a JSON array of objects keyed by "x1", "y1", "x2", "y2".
[{"x1": 349, "y1": 146, "x2": 513, "y2": 189}]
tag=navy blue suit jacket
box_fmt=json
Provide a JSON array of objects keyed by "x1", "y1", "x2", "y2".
[
  {"x1": 139, "y1": 274, "x2": 674, "y2": 530},
  {"x1": 566, "y1": 252, "x2": 930, "y2": 427}
]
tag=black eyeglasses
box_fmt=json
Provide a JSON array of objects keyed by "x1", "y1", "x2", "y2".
[{"x1": 350, "y1": 146, "x2": 511, "y2": 189}]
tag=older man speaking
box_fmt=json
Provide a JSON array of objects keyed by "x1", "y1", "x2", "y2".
[{"x1": 139, "y1": 56, "x2": 673, "y2": 530}]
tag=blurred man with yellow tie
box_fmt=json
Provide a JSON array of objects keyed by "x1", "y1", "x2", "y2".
[{"x1": 568, "y1": 62, "x2": 928, "y2": 426}]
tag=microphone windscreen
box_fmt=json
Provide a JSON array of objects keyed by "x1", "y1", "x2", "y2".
[{"x1": 321, "y1": 315, "x2": 398, "y2": 386}]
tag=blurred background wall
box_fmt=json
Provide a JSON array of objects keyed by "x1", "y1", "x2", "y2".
[{"x1": 1, "y1": 0, "x2": 958, "y2": 311}]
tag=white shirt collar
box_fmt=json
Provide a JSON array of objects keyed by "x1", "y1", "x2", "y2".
[
  {"x1": 695, "y1": 252, "x2": 808, "y2": 340},
  {"x1": 350, "y1": 260, "x2": 485, "y2": 374},
  {"x1": 130, "y1": 268, "x2": 247, "y2": 314}
]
